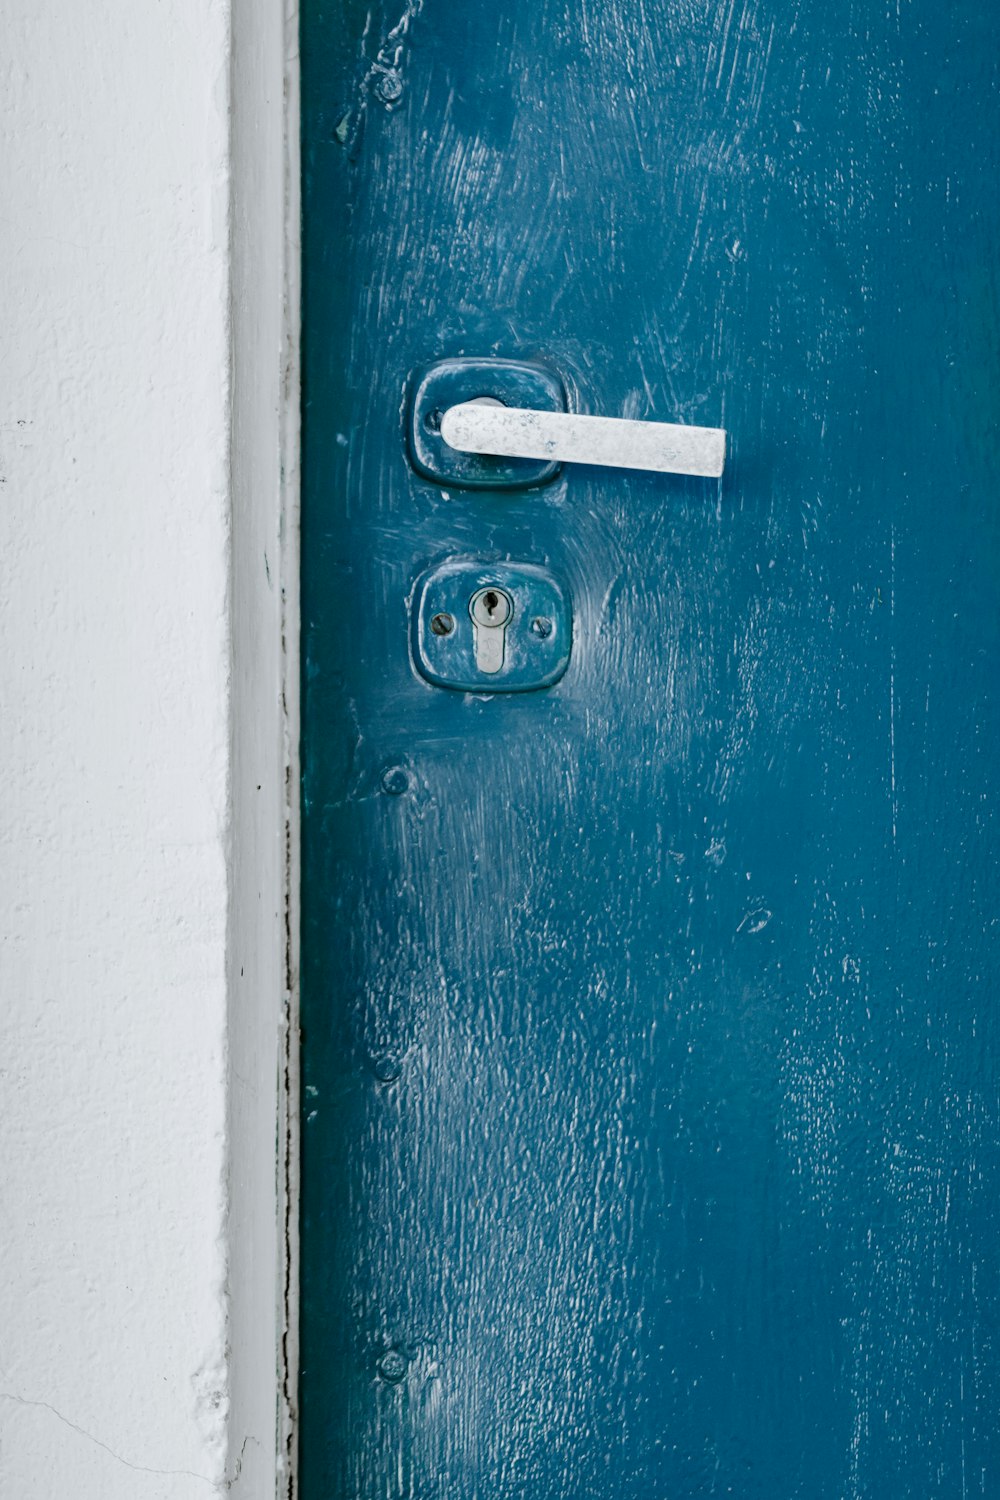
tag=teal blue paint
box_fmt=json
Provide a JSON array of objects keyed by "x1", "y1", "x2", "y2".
[{"x1": 300, "y1": 1, "x2": 1000, "y2": 1493}]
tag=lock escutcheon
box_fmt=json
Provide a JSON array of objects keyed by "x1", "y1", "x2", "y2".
[{"x1": 412, "y1": 560, "x2": 571, "y2": 693}]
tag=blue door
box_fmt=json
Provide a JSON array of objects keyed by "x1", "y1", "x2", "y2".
[{"x1": 300, "y1": 2, "x2": 1000, "y2": 1493}]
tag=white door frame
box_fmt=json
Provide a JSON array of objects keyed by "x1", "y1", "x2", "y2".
[{"x1": 229, "y1": 0, "x2": 300, "y2": 1492}]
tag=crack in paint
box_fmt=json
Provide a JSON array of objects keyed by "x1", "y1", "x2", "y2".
[{"x1": 0, "y1": 1391, "x2": 216, "y2": 1485}]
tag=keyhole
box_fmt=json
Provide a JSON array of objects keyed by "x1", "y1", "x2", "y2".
[{"x1": 470, "y1": 586, "x2": 513, "y2": 629}]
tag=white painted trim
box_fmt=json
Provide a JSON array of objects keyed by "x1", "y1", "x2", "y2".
[
  {"x1": 280, "y1": 6, "x2": 303, "y2": 1488},
  {"x1": 227, "y1": 0, "x2": 299, "y2": 1493}
]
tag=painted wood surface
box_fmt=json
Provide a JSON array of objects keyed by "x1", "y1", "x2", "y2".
[{"x1": 300, "y1": 1, "x2": 1000, "y2": 1493}]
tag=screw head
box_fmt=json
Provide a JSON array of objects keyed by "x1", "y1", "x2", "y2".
[
  {"x1": 530, "y1": 616, "x2": 554, "y2": 639},
  {"x1": 380, "y1": 766, "x2": 410, "y2": 796},
  {"x1": 369, "y1": 1050, "x2": 403, "y2": 1084},
  {"x1": 430, "y1": 612, "x2": 455, "y2": 636},
  {"x1": 375, "y1": 70, "x2": 403, "y2": 104},
  {"x1": 378, "y1": 1348, "x2": 407, "y2": 1384}
]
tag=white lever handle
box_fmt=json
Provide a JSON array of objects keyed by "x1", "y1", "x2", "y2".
[{"x1": 440, "y1": 401, "x2": 726, "y2": 479}]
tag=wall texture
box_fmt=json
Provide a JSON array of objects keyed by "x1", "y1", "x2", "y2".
[{"x1": 0, "y1": 2, "x2": 289, "y2": 1494}]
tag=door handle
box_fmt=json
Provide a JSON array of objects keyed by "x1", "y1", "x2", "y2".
[{"x1": 440, "y1": 401, "x2": 726, "y2": 479}]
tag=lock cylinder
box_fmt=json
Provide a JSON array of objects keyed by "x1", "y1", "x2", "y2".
[{"x1": 469, "y1": 587, "x2": 514, "y2": 674}]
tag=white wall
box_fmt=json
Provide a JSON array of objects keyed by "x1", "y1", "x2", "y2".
[{"x1": 0, "y1": 2, "x2": 292, "y2": 1495}]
